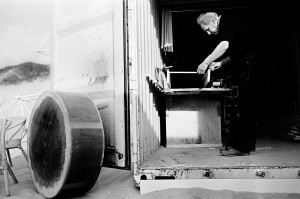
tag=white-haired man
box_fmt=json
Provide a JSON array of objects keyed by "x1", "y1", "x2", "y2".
[{"x1": 197, "y1": 12, "x2": 256, "y2": 156}]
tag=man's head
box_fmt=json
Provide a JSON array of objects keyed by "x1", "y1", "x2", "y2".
[{"x1": 197, "y1": 12, "x2": 220, "y2": 35}]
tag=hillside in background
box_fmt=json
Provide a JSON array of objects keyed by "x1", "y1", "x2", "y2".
[{"x1": 0, "y1": 62, "x2": 49, "y2": 85}]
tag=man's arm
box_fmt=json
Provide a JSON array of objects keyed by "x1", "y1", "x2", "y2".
[
  {"x1": 197, "y1": 41, "x2": 229, "y2": 74},
  {"x1": 209, "y1": 56, "x2": 231, "y2": 71},
  {"x1": 204, "y1": 41, "x2": 229, "y2": 65}
]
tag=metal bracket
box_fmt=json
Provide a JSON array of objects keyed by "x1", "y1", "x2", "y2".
[
  {"x1": 256, "y1": 170, "x2": 265, "y2": 177},
  {"x1": 116, "y1": 150, "x2": 124, "y2": 160}
]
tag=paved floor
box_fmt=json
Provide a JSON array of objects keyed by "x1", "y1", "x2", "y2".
[{"x1": 1, "y1": 155, "x2": 300, "y2": 199}]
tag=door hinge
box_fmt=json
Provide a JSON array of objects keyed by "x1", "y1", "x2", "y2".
[{"x1": 203, "y1": 170, "x2": 213, "y2": 178}]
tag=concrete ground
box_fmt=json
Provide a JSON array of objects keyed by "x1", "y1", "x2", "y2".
[{"x1": 1, "y1": 155, "x2": 300, "y2": 199}]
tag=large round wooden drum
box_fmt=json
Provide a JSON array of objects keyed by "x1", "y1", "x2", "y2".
[{"x1": 28, "y1": 91, "x2": 105, "y2": 198}]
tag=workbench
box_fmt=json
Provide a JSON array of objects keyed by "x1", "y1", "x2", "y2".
[
  {"x1": 147, "y1": 72, "x2": 233, "y2": 148},
  {"x1": 163, "y1": 88, "x2": 232, "y2": 148}
]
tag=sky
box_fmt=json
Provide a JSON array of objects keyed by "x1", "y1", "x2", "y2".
[{"x1": 0, "y1": 0, "x2": 51, "y2": 68}]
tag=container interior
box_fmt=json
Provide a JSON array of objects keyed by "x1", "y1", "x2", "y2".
[{"x1": 140, "y1": 0, "x2": 300, "y2": 170}]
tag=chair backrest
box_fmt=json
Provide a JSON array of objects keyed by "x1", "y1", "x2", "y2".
[
  {"x1": 5, "y1": 116, "x2": 27, "y2": 142},
  {"x1": 1, "y1": 118, "x2": 12, "y2": 158}
]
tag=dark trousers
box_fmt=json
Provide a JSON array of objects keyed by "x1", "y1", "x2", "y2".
[{"x1": 227, "y1": 67, "x2": 256, "y2": 153}]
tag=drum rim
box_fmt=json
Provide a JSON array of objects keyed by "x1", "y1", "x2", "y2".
[{"x1": 28, "y1": 91, "x2": 72, "y2": 198}]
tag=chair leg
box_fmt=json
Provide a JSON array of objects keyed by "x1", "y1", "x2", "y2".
[
  {"x1": 4, "y1": 171, "x2": 10, "y2": 197},
  {"x1": 2, "y1": 160, "x2": 11, "y2": 196},
  {"x1": 6, "y1": 149, "x2": 13, "y2": 167},
  {"x1": 7, "y1": 164, "x2": 18, "y2": 184},
  {"x1": 19, "y1": 145, "x2": 28, "y2": 162}
]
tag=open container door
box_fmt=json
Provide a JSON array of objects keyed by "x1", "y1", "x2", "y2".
[{"x1": 51, "y1": 0, "x2": 129, "y2": 168}]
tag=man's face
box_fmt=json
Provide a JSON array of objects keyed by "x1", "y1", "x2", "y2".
[{"x1": 201, "y1": 20, "x2": 218, "y2": 35}]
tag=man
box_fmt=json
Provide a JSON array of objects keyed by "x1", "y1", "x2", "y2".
[{"x1": 197, "y1": 12, "x2": 256, "y2": 156}]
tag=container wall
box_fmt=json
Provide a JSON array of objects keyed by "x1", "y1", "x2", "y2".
[{"x1": 128, "y1": 0, "x2": 164, "y2": 167}]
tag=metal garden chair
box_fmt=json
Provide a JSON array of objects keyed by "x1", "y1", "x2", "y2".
[
  {"x1": 4, "y1": 116, "x2": 28, "y2": 167},
  {"x1": 1, "y1": 118, "x2": 18, "y2": 197}
]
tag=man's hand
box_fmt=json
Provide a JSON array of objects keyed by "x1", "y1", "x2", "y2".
[
  {"x1": 197, "y1": 62, "x2": 208, "y2": 74},
  {"x1": 209, "y1": 62, "x2": 222, "y2": 71}
]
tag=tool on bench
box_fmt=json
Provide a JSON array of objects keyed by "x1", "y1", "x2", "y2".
[
  {"x1": 200, "y1": 68, "x2": 211, "y2": 88},
  {"x1": 155, "y1": 65, "x2": 173, "y2": 89},
  {"x1": 200, "y1": 66, "x2": 226, "y2": 88}
]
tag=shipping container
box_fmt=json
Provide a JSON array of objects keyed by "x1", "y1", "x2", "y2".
[{"x1": 50, "y1": 0, "x2": 300, "y2": 193}]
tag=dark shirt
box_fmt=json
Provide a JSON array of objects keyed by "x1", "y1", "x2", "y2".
[{"x1": 213, "y1": 16, "x2": 250, "y2": 78}]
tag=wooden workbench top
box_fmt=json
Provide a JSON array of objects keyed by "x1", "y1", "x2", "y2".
[{"x1": 163, "y1": 88, "x2": 233, "y2": 95}]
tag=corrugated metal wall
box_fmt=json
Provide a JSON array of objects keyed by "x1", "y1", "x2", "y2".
[
  {"x1": 295, "y1": 20, "x2": 300, "y2": 114},
  {"x1": 128, "y1": 0, "x2": 164, "y2": 166}
]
